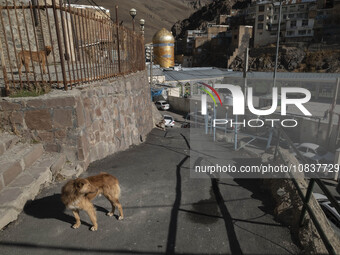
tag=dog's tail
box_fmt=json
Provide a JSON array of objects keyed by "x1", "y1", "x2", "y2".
[{"x1": 116, "y1": 183, "x2": 121, "y2": 199}]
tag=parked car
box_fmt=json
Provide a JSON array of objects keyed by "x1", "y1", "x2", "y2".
[
  {"x1": 293, "y1": 143, "x2": 334, "y2": 164},
  {"x1": 155, "y1": 100, "x2": 170, "y2": 110},
  {"x1": 313, "y1": 193, "x2": 340, "y2": 235},
  {"x1": 163, "y1": 115, "x2": 175, "y2": 128}
]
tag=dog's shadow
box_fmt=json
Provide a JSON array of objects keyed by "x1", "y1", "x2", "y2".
[
  {"x1": 94, "y1": 204, "x2": 120, "y2": 220},
  {"x1": 23, "y1": 194, "x2": 92, "y2": 227}
]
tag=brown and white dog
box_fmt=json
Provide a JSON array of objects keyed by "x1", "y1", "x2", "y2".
[
  {"x1": 17, "y1": 46, "x2": 52, "y2": 75},
  {"x1": 61, "y1": 172, "x2": 123, "y2": 231}
]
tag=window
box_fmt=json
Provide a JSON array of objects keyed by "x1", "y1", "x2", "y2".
[
  {"x1": 283, "y1": 14, "x2": 287, "y2": 19},
  {"x1": 257, "y1": 23, "x2": 264, "y2": 29},
  {"x1": 290, "y1": 20, "x2": 297, "y2": 27},
  {"x1": 298, "y1": 146, "x2": 308, "y2": 153},
  {"x1": 234, "y1": 35, "x2": 237, "y2": 40},
  {"x1": 290, "y1": 5, "x2": 296, "y2": 11},
  {"x1": 258, "y1": 15, "x2": 264, "y2": 21},
  {"x1": 287, "y1": 31, "x2": 295, "y2": 36},
  {"x1": 270, "y1": 32, "x2": 277, "y2": 36},
  {"x1": 298, "y1": 4, "x2": 305, "y2": 10},
  {"x1": 274, "y1": 15, "x2": 278, "y2": 20},
  {"x1": 316, "y1": 146, "x2": 328, "y2": 156},
  {"x1": 308, "y1": 29, "x2": 312, "y2": 34},
  {"x1": 289, "y1": 14, "x2": 295, "y2": 19},
  {"x1": 298, "y1": 30, "x2": 307, "y2": 35},
  {"x1": 283, "y1": 7, "x2": 287, "y2": 12},
  {"x1": 259, "y1": 5, "x2": 265, "y2": 12},
  {"x1": 302, "y1": 20, "x2": 308, "y2": 26}
]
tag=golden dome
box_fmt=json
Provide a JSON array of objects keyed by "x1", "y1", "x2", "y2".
[{"x1": 152, "y1": 28, "x2": 175, "y2": 44}]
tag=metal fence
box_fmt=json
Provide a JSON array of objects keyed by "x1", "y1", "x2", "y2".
[
  {"x1": 274, "y1": 126, "x2": 340, "y2": 255},
  {"x1": 0, "y1": 0, "x2": 145, "y2": 94}
]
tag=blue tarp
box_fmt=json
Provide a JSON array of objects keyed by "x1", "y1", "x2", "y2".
[{"x1": 151, "y1": 88, "x2": 163, "y2": 100}]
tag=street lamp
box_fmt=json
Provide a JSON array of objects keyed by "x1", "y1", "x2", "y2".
[
  {"x1": 140, "y1": 19, "x2": 145, "y2": 36},
  {"x1": 273, "y1": 0, "x2": 282, "y2": 87},
  {"x1": 129, "y1": 8, "x2": 137, "y2": 32}
]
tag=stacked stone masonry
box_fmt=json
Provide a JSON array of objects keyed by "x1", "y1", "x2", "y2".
[{"x1": 0, "y1": 71, "x2": 153, "y2": 171}]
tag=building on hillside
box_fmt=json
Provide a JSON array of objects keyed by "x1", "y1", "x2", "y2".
[
  {"x1": 253, "y1": 0, "x2": 316, "y2": 47},
  {"x1": 193, "y1": 30, "x2": 231, "y2": 66},
  {"x1": 207, "y1": 24, "x2": 229, "y2": 39},
  {"x1": 227, "y1": 25, "x2": 253, "y2": 67},
  {"x1": 184, "y1": 30, "x2": 206, "y2": 55},
  {"x1": 313, "y1": 0, "x2": 340, "y2": 42},
  {"x1": 175, "y1": 55, "x2": 193, "y2": 67},
  {"x1": 176, "y1": 23, "x2": 230, "y2": 67},
  {"x1": 217, "y1": 14, "x2": 229, "y2": 24}
]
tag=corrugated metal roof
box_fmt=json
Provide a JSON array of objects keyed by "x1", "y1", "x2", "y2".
[
  {"x1": 147, "y1": 64, "x2": 164, "y2": 76},
  {"x1": 164, "y1": 68, "x2": 233, "y2": 82},
  {"x1": 163, "y1": 67, "x2": 340, "y2": 83}
]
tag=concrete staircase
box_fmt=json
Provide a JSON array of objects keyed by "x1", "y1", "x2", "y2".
[{"x1": 0, "y1": 133, "x2": 66, "y2": 230}]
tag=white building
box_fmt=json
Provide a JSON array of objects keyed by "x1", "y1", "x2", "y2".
[{"x1": 253, "y1": 0, "x2": 316, "y2": 47}]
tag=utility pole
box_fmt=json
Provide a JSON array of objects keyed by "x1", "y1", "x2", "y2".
[
  {"x1": 149, "y1": 45, "x2": 153, "y2": 101},
  {"x1": 326, "y1": 78, "x2": 340, "y2": 143},
  {"x1": 243, "y1": 47, "x2": 249, "y2": 112},
  {"x1": 150, "y1": 45, "x2": 153, "y2": 87},
  {"x1": 273, "y1": 0, "x2": 282, "y2": 87}
]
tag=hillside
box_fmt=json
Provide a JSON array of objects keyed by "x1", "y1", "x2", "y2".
[
  {"x1": 171, "y1": 0, "x2": 243, "y2": 39},
  {"x1": 230, "y1": 45, "x2": 340, "y2": 73},
  {"x1": 170, "y1": 0, "x2": 340, "y2": 73},
  {"x1": 69, "y1": 0, "x2": 212, "y2": 42}
]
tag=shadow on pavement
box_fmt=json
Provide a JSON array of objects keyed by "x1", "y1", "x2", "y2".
[
  {"x1": 231, "y1": 157, "x2": 276, "y2": 216},
  {"x1": 0, "y1": 240, "x2": 255, "y2": 255},
  {"x1": 166, "y1": 155, "x2": 189, "y2": 255},
  {"x1": 23, "y1": 194, "x2": 91, "y2": 227},
  {"x1": 185, "y1": 187, "x2": 220, "y2": 225}
]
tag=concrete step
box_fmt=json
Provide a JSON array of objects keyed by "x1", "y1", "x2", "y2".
[
  {"x1": 0, "y1": 143, "x2": 44, "y2": 189},
  {"x1": 0, "y1": 152, "x2": 66, "y2": 230},
  {"x1": 0, "y1": 134, "x2": 19, "y2": 156}
]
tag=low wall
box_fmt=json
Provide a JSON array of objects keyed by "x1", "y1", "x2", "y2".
[
  {"x1": 168, "y1": 96, "x2": 193, "y2": 113},
  {"x1": 0, "y1": 71, "x2": 153, "y2": 172}
]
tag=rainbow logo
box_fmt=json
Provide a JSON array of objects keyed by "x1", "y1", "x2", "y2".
[
  {"x1": 199, "y1": 82, "x2": 223, "y2": 115},
  {"x1": 199, "y1": 82, "x2": 223, "y2": 107}
]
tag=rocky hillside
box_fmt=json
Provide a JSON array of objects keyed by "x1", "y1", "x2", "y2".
[
  {"x1": 230, "y1": 45, "x2": 340, "y2": 73},
  {"x1": 172, "y1": 0, "x2": 242, "y2": 39},
  {"x1": 70, "y1": 0, "x2": 212, "y2": 42},
  {"x1": 170, "y1": 0, "x2": 340, "y2": 73}
]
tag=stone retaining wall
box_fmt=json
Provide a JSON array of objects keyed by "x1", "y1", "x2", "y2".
[{"x1": 0, "y1": 71, "x2": 153, "y2": 172}]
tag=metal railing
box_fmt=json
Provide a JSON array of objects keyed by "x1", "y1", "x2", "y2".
[
  {"x1": 0, "y1": 0, "x2": 145, "y2": 95},
  {"x1": 274, "y1": 126, "x2": 340, "y2": 255}
]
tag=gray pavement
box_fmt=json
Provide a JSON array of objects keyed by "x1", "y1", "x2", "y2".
[{"x1": 0, "y1": 128, "x2": 299, "y2": 255}]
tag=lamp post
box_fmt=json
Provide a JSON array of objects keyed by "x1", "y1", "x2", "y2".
[
  {"x1": 129, "y1": 8, "x2": 137, "y2": 32},
  {"x1": 139, "y1": 19, "x2": 145, "y2": 36},
  {"x1": 273, "y1": 0, "x2": 282, "y2": 87}
]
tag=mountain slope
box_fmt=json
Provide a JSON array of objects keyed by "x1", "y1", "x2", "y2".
[
  {"x1": 171, "y1": 0, "x2": 243, "y2": 39},
  {"x1": 70, "y1": 0, "x2": 212, "y2": 42}
]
